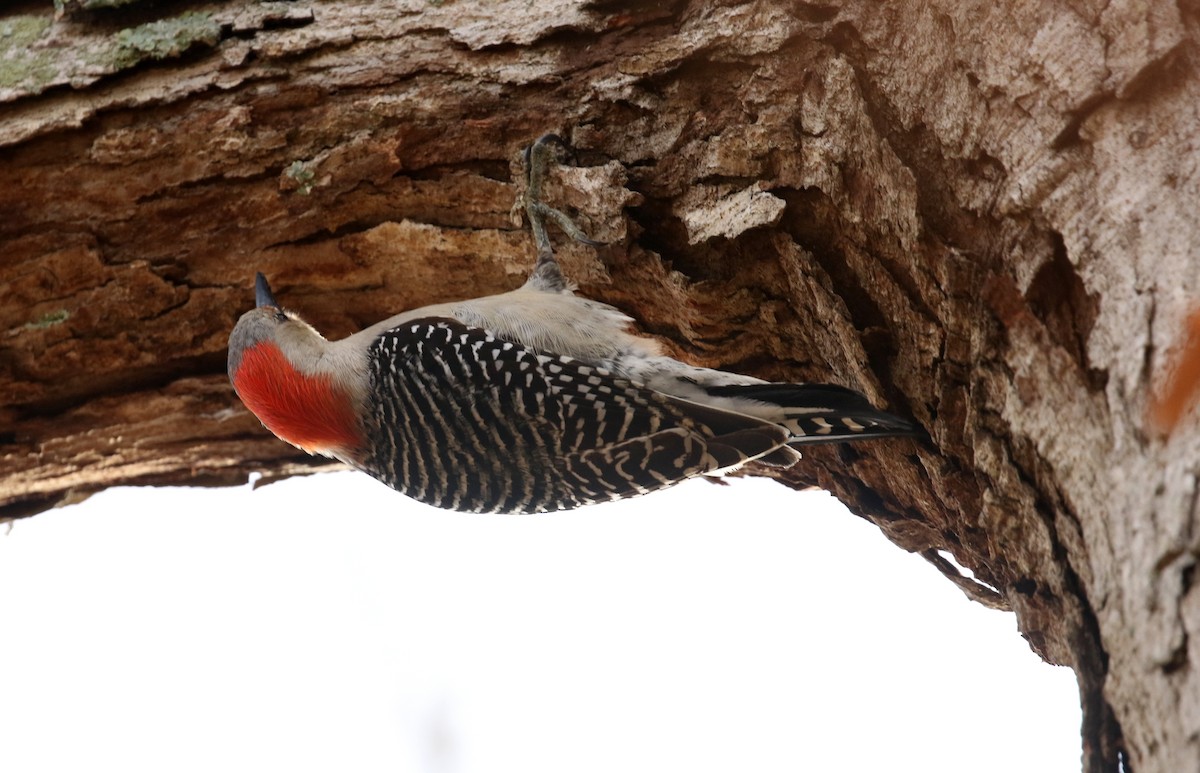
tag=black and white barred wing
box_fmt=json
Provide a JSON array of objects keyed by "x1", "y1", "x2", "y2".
[{"x1": 362, "y1": 318, "x2": 790, "y2": 514}]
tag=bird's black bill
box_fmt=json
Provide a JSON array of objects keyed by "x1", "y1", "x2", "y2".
[{"x1": 255, "y1": 272, "x2": 279, "y2": 309}]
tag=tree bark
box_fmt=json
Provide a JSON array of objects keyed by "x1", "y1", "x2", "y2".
[{"x1": 3, "y1": 1, "x2": 1197, "y2": 770}]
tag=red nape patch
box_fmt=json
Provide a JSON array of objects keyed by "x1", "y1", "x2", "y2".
[{"x1": 233, "y1": 342, "x2": 364, "y2": 456}]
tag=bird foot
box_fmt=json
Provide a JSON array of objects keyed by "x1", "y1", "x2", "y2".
[{"x1": 522, "y1": 134, "x2": 604, "y2": 291}]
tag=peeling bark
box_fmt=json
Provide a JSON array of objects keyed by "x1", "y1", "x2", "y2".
[{"x1": 3, "y1": 2, "x2": 1198, "y2": 770}]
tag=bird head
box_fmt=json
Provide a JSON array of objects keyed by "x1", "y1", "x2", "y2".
[{"x1": 227, "y1": 273, "x2": 364, "y2": 458}]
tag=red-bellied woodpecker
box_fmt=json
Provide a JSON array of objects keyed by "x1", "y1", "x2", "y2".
[{"x1": 228, "y1": 135, "x2": 917, "y2": 513}]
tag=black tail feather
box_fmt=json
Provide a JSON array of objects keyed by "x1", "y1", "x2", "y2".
[
  {"x1": 705, "y1": 382, "x2": 876, "y2": 410},
  {"x1": 704, "y1": 382, "x2": 920, "y2": 444},
  {"x1": 782, "y1": 412, "x2": 920, "y2": 444}
]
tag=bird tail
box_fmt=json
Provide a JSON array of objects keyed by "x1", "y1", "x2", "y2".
[{"x1": 701, "y1": 383, "x2": 920, "y2": 445}]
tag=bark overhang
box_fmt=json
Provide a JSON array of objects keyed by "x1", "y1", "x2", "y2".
[{"x1": 3, "y1": 2, "x2": 1199, "y2": 772}]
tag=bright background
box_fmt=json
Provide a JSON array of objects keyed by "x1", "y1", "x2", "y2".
[{"x1": 0, "y1": 473, "x2": 1082, "y2": 772}]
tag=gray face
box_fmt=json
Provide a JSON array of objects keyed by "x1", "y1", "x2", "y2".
[
  {"x1": 228, "y1": 274, "x2": 293, "y2": 383},
  {"x1": 228, "y1": 307, "x2": 290, "y2": 383}
]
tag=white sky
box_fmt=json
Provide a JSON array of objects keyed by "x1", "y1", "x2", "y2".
[{"x1": 0, "y1": 473, "x2": 1081, "y2": 773}]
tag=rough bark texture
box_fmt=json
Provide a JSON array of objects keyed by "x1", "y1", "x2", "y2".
[{"x1": 3, "y1": 1, "x2": 1198, "y2": 770}]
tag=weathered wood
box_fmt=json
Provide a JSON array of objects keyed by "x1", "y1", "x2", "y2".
[{"x1": 3, "y1": 2, "x2": 1198, "y2": 770}]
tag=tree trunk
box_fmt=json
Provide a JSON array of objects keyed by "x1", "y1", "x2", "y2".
[{"x1": 3, "y1": 1, "x2": 1197, "y2": 770}]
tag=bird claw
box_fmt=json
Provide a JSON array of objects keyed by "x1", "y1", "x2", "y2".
[
  {"x1": 522, "y1": 134, "x2": 607, "y2": 262},
  {"x1": 530, "y1": 201, "x2": 605, "y2": 247}
]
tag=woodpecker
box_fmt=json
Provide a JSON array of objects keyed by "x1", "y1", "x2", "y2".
[{"x1": 228, "y1": 135, "x2": 917, "y2": 514}]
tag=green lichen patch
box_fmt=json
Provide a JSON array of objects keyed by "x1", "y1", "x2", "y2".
[
  {"x1": 0, "y1": 9, "x2": 222, "y2": 101},
  {"x1": 24, "y1": 309, "x2": 70, "y2": 330},
  {"x1": 112, "y1": 11, "x2": 221, "y2": 68},
  {"x1": 0, "y1": 15, "x2": 56, "y2": 92},
  {"x1": 54, "y1": 0, "x2": 147, "y2": 14},
  {"x1": 284, "y1": 160, "x2": 317, "y2": 195},
  {"x1": 0, "y1": 14, "x2": 51, "y2": 45}
]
